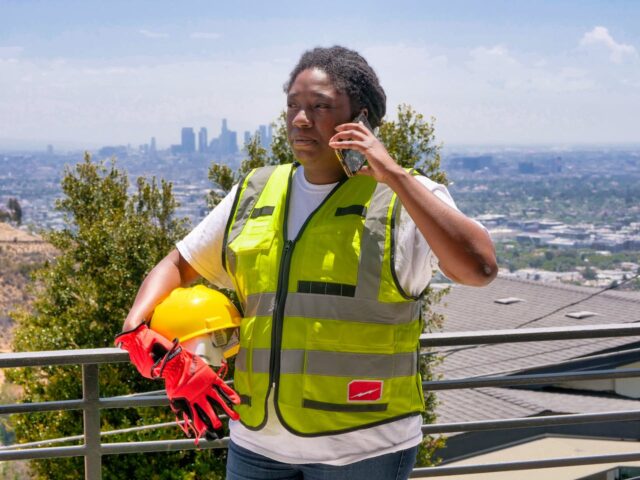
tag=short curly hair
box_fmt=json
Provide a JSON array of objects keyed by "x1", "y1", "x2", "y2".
[{"x1": 284, "y1": 46, "x2": 387, "y2": 129}]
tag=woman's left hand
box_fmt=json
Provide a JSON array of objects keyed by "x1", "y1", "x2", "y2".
[{"x1": 329, "y1": 122, "x2": 404, "y2": 184}]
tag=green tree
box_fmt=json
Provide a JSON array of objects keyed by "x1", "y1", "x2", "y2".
[
  {"x1": 380, "y1": 104, "x2": 447, "y2": 465},
  {"x1": 583, "y1": 266, "x2": 598, "y2": 280},
  {"x1": 378, "y1": 103, "x2": 446, "y2": 184},
  {"x1": 268, "y1": 111, "x2": 296, "y2": 167},
  {"x1": 7, "y1": 197, "x2": 22, "y2": 226},
  {"x1": 7, "y1": 154, "x2": 227, "y2": 479},
  {"x1": 208, "y1": 104, "x2": 447, "y2": 467}
]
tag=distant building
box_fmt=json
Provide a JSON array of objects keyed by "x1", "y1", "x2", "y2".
[
  {"x1": 209, "y1": 119, "x2": 238, "y2": 155},
  {"x1": 518, "y1": 161, "x2": 536, "y2": 174},
  {"x1": 46, "y1": 144, "x2": 54, "y2": 156},
  {"x1": 150, "y1": 137, "x2": 157, "y2": 154},
  {"x1": 98, "y1": 145, "x2": 128, "y2": 158},
  {"x1": 259, "y1": 124, "x2": 270, "y2": 149},
  {"x1": 518, "y1": 157, "x2": 562, "y2": 175},
  {"x1": 448, "y1": 155, "x2": 494, "y2": 172},
  {"x1": 244, "y1": 131, "x2": 251, "y2": 146},
  {"x1": 227, "y1": 131, "x2": 238, "y2": 154},
  {"x1": 198, "y1": 127, "x2": 208, "y2": 153},
  {"x1": 181, "y1": 127, "x2": 196, "y2": 153}
]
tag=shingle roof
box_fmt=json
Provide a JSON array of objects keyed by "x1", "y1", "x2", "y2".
[
  {"x1": 429, "y1": 277, "x2": 640, "y2": 432},
  {"x1": 431, "y1": 276, "x2": 640, "y2": 379},
  {"x1": 435, "y1": 387, "x2": 640, "y2": 425}
]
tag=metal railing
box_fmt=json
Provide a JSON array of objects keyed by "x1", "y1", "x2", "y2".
[{"x1": 0, "y1": 322, "x2": 639, "y2": 479}]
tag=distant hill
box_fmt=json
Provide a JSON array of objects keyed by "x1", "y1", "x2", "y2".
[{"x1": 0, "y1": 223, "x2": 57, "y2": 352}]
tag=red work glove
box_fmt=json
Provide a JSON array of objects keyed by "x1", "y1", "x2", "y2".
[
  {"x1": 114, "y1": 323, "x2": 173, "y2": 379},
  {"x1": 154, "y1": 342, "x2": 240, "y2": 443}
]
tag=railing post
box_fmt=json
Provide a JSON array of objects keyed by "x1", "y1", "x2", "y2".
[{"x1": 82, "y1": 364, "x2": 102, "y2": 480}]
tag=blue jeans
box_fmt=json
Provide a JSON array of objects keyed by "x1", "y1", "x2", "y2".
[{"x1": 226, "y1": 440, "x2": 418, "y2": 480}]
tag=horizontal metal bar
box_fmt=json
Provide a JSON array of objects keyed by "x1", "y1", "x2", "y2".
[
  {"x1": 0, "y1": 394, "x2": 169, "y2": 415},
  {"x1": 0, "y1": 399, "x2": 85, "y2": 415},
  {"x1": 425, "y1": 368, "x2": 640, "y2": 390},
  {"x1": 433, "y1": 345, "x2": 640, "y2": 381},
  {"x1": 0, "y1": 324, "x2": 637, "y2": 369},
  {"x1": 99, "y1": 394, "x2": 169, "y2": 409},
  {"x1": 0, "y1": 323, "x2": 636, "y2": 369},
  {"x1": 4, "y1": 370, "x2": 638, "y2": 416},
  {"x1": 421, "y1": 323, "x2": 640, "y2": 347},
  {"x1": 0, "y1": 445, "x2": 86, "y2": 461},
  {"x1": 0, "y1": 348, "x2": 128, "y2": 368},
  {"x1": 410, "y1": 450, "x2": 640, "y2": 477},
  {"x1": 422, "y1": 409, "x2": 640, "y2": 434},
  {"x1": 100, "y1": 437, "x2": 229, "y2": 455},
  {"x1": 0, "y1": 421, "x2": 185, "y2": 451}
]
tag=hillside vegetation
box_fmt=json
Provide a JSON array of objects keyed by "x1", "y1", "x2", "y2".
[{"x1": 0, "y1": 222, "x2": 56, "y2": 352}]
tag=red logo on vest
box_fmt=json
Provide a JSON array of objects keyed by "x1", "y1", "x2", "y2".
[{"x1": 348, "y1": 380, "x2": 383, "y2": 402}]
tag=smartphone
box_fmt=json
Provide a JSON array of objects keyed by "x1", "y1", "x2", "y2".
[{"x1": 335, "y1": 112, "x2": 374, "y2": 177}]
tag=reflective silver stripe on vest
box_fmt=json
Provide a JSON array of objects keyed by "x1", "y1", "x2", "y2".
[
  {"x1": 245, "y1": 292, "x2": 420, "y2": 325},
  {"x1": 303, "y1": 350, "x2": 417, "y2": 377},
  {"x1": 285, "y1": 293, "x2": 420, "y2": 324},
  {"x1": 245, "y1": 292, "x2": 276, "y2": 317},
  {"x1": 356, "y1": 182, "x2": 396, "y2": 299},
  {"x1": 235, "y1": 347, "x2": 271, "y2": 373},
  {"x1": 227, "y1": 166, "x2": 279, "y2": 248},
  {"x1": 245, "y1": 292, "x2": 419, "y2": 324},
  {"x1": 237, "y1": 348, "x2": 416, "y2": 378}
]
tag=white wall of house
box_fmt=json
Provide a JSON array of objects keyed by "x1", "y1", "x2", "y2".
[{"x1": 557, "y1": 361, "x2": 640, "y2": 399}]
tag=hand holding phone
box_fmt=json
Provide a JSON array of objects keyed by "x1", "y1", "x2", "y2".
[{"x1": 334, "y1": 113, "x2": 374, "y2": 177}]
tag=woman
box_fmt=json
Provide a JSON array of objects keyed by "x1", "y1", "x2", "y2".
[{"x1": 121, "y1": 46, "x2": 497, "y2": 479}]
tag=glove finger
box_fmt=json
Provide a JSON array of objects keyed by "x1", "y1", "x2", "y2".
[
  {"x1": 194, "y1": 400, "x2": 224, "y2": 437},
  {"x1": 189, "y1": 402, "x2": 213, "y2": 441},
  {"x1": 170, "y1": 398, "x2": 197, "y2": 438},
  {"x1": 207, "y1": 388, "x2": 239, "y2": 420},
  {"x1": 219, "y1": 380, "x2": 241, "y2": 402},
  {"x1": 195, "y1": 399, "x2": 223, "y2": 430},
  {"x1": 213, "y1": 381, "x2": 241, "y2": 407}
]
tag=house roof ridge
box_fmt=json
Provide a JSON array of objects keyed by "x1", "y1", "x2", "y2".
[{"x1": 494, "y1": 275, "x2": 640, "y2": 306}]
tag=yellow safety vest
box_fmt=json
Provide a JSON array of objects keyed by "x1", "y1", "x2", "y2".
[{"x1": 223, "y1": 163, "x2": 425, "y2": 436}]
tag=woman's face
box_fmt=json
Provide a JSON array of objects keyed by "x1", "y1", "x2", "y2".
[{"x1": 286, "y1": 68, "x2": 353, "y2": 182}]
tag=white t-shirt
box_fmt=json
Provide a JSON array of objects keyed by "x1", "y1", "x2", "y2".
[{"x1": 177, "y1": 166, "x2": 460, "y2": 466}]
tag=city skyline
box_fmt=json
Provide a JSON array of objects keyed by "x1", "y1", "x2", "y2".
[
  {"x1": 1, "y1": 0, "x2": 639, "y2": 149},
  {"x1": 97, "y1": 118, "x2": 272, "y2": 157}
]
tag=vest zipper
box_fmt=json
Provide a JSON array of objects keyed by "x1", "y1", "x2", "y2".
[
  {"x1": 270, "y1": 239, "x2": 294, "y2": 383},
  {"x1": 267, "y1": 166, "x2": 294, "y2": 396}
]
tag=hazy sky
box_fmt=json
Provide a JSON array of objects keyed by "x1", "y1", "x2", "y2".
[{"x1": 1, "y1": 0, "x2": 639, "y2": 149}]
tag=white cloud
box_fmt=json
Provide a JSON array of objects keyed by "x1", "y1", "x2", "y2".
[
  {"x1": 0, "y1": 55, "x2": 288, "y2": 146},
  {"x1": 139, "y1": 29, "x2": 169, "y2": 39},
  {"x1": 467, "y1": 44, "x2": 519, "y2": 81},
  {"x1": 580, "y1": 26, "x2": 637, "y2": 63},
  {"x1": 190, "y1": 32, "x2": 222, "y2": 40},
  {"x1": 1, "y1": 40, "x2": 638, "y2": 147},
  {"x1": 470, "y1": 45, "x2": 512, "y2": 59},
  {"x1": 0, "y1": 46, "x2": 24, "y2": 58}
]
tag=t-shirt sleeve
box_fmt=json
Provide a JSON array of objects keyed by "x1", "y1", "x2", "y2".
[
  {"x1": 394, "y1": 176, "x2": 464, "y2": 296},
  {"x1": 176, "y1": 185, "x2": 238, "y2": 290}
]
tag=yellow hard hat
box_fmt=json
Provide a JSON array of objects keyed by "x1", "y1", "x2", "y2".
[{"x1": 150, "y1": 285, "x2": 242, "y2": 343}]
